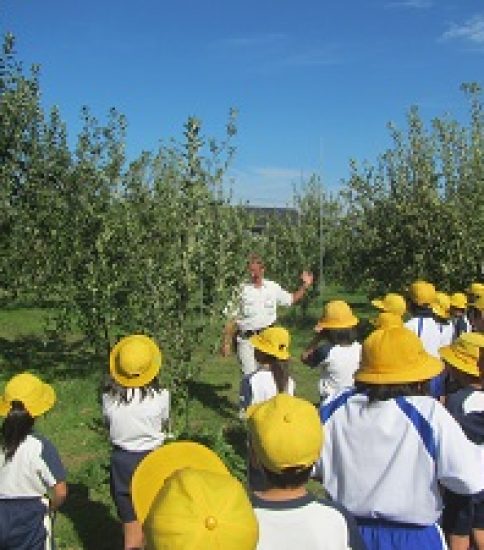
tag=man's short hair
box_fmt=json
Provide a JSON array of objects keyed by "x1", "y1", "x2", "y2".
[{"x1": 248, "y1": 253, "x2": 264, "y2": 266}]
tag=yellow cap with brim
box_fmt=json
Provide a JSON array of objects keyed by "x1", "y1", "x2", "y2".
[
  {"x1": 110, "y1": 334, "x2": 162, "y2": 388},
  {"x1": 439, "y1": 335, "x2": 482, "y2": 377},
  {"x1": 132, "y1": 441, "x2": 230, "y2": 524},
  {"x1": 246, "y1": 394, "x2": 323, "y2": 474},
  {"x1": 250, "y1": 326, "x2": 290, "y2": 361},
  {"x1": 408, "y1": 280, "x2": 436, "y2": 306},
  {"x1": 466, "y1": 283, "x2": 484, "y2": 297},
  {"x1": 0, "y1": 373, "x2": 55, "y2": 418},
  {"x1": 355, "y1": 326, "x2": 443, "y2": 384},
  {"x1": 449, "y1": 292, "x2": 468, "y2": 310},
  {"x1": 371, "y1": 293, "x2": 406, "y2": 316},
  {"x1": 469, "y1": 295, "x2": 484, "y2": 312},
  {"x1": 431, "y1": 292, "x2": 451, "y2": 320},
  {"x1": 314, "y1": 300, "x2": 358, "y2": 331},
  {"x1": 370, "y1": 312, "x2": 404, "y2": 329}
]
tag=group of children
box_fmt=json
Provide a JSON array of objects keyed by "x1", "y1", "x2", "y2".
[{"x1": 1, "y1": 279, "x2": 484, "y2": 549}]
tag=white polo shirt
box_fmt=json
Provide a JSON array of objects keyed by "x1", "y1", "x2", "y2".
[
  {"x1": 102, "y1": 388, "x2": 170, "y2": 452},
  {"x1": 234, "y1": 279, "x2": 293, "y2": 333},
  {"x1": 240, "y1": 369, "x2": 295, "y2": 411},
  {"x1": 317, "y1": 389, "x2": 484, "y2": 525},
  {"x1": 405, "y1": 317, "x2": 442, "y2": 358}
]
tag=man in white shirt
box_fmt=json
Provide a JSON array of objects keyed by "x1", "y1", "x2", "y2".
[{"x1": 221, "y1": 254, "x2": 313, "y2": 375}]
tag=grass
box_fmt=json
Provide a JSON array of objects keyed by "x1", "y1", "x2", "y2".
[{"x1": 0, "y1": 285, "x2": 373, "y2": 549}]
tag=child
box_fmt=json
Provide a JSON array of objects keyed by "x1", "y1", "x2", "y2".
[
  {"x1": 370, "y1": 312, "x2": 403, "y2": 329},
  {"x1": 469, "y1": 294, "x2": 484, "y2": 334},
  {"x1": 0, "y1": 372, "x2": 67, "y2": 549},
  {"x1": 371, "y1": 292, "x2": 407, "y2": 318},
  {"x1": 431, "y1": 291, "x2": 453, "y2": 347},
  {"x1": 247, "y1": 393, "x2": 365, "y2": 549},
  {"x1": 239, "y1": 326, "x2": 295, "y2": 414},
  {"x1": 301, "y1": 300, "x2": 361, "y2": 404},
  {"x1": 449, "y1": 292, "x2": 471, "y2": 340},
  {"x1": 467, "y1": 282, "x2": 484, "y2": 304},
  {"x1": 317, "y1": 326, "x2": 484, "y2": 550},
  {"x1": 103, "y1": 334, "x2": 170, "y2": 550},
  {"x1": 440, "y1": 333, "x2": 484, "y2": 550},
  {"x1": 131, "y1": 441, "x2": 259, "y2": 550}
]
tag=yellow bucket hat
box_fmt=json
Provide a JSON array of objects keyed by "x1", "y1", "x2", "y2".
[
  {"x1": 466, "y1": 282, "x2": 484, "y2": 298},
  {"x1": 439, "y1": 334, "x2": 484, "y2": 378},
  {"x1": 408, "y1": 280, "x2": 436, "y2": 306},
  {"x1": 449, "y1": 292, "x2": 468, "y2": 310},
  {"x1": 370, "y1": 312, "x2": 404, "y2": 329},
  {"x1": 371, "y1": 293, "x2": 406, "y2": 316},
  {"x1": 246, "y1": 394, "x2": 323, "y2": 474},
  {"x1": 314, "y1": 300, "x2": 358, "y2": 331},
  {"x1": 431, "y1": 291, "x2": 451, "y2": 320},
  {"x1": 131, "y1": 442, "x2": 258, "y2": 550},
  {"x1": 355, "y1": 326, "x2": 443, "y2": 385},
  {"x1": 250, "y1": 326, "x2": 290, "y2": 361},
  {"x1": 110, "y1": 334, "x2": 162, "y2": 388},
  {"x1": 0, "y1": 373, "x2": 55, "y2": 418},
  {"x1": 469, "y1": 294, "x2": 484, "y2": 312}
]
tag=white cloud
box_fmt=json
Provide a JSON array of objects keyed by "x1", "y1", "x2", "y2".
[
  {"x1": 441, "y1": 14, "x2": 484, "y2": 45},
  {"x1": 385, "y1": 0, "x2": 433, "y2": 8}
]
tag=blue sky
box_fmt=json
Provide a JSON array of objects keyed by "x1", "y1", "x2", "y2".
[{"x1": 2, "y1": 0, "x2": 483, "y2": 205}]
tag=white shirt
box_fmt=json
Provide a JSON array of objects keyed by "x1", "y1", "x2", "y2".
[
  {"x1": 318, "y1": 343, "x2": 362, "y2": 402},
  {"x1": 102, "y1": 388, "x2": 170, "y2": 452},
  {"x1": 233, "y1": 279, "x2": 292, "y2": 332},
  {"x1": 0, "y1": 433, "x2": 66, "y2": 498},
  {"x1": 405, "y1": 317, "x2": 443, "y2": 358},
  {"x1": 240, "y1": 369, "x2": 295, "y2": 411},
  {"x1": 317, "y1": 390, "x2": 484, "y2": 525}
]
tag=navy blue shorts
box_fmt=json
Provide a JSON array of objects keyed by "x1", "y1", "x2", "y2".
[
  {"x1": 357, "y1": 517, "x2": 446, "y2": 550},
  {"x1": 443, "y1": 490, "x2": 484, "y2": 535},
  {"x1": 110, "y1": 447, "x2": 152, "y2": 522},
  {"x1": 0, "y1": 498, "x2": 49, "y2": 550}
]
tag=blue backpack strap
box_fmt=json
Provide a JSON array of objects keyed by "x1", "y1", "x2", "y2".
[
  {"x1": 320, "y1": 388, "x2": 357, "y2": 423},
  {"x1": 395, "y1": 397, "x2": 437, "y2": 460},
  {"x1": 417, "y1": 317, "x2": 424, "y2": 338}
]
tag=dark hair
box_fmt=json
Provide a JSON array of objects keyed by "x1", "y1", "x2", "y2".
[
  {"x1": 1, "y1": 401, "x2": 35, "y2": 461},
  {"x1": 262, "y1": 465, "x2": 313, "y2": 489},
  {"x1": 322, "y1": 327, "x2": 358, "y2": 346},
  {"x1": 254, "y1": 350, "x2": 290, "y2": 393},
  {"x1": 408, "y1": 302, "x2": 433, "y2": 317},
  {"x1": 355, "y1": 381, "x2": 430, "y2": 402},
  {"x1": 102, "y1": 376, "x2": 162, "y2": 404}
]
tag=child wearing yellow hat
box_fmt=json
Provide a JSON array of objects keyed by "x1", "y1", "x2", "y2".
[
  {"x1": 103, "y1": 334, "x2": 170, "y2": 550},
  {"x1": 247, "y1": 394, "x2": 365, "y2": 550},
  {"x1": 439, "y1": 333, "x2": 484, "y2": 550},
  {"x1": 469, "y1": 295, "x2": 484, "y2": 334},
  {"x1": 239, "y1": 326, "x2": 295, "y2": 414},
  {"x1": 301, "y1": 300, "x2": 361, "y2": 404},
  {"x1": 449, "y1": 292, "x2": 471, "y2": 341},
  {"x1": 317, "y1": 326, "x2": 484, "y2": 550},
  {"x1": 0, "y1": 373, "x2": 67, "y2": 549},
  {"x1": 131, "y1": 441, "x2": 259, "y2": 550},
  {"x1": 371, "y1": 292, "x2": 407, "y2": 318},
  {"x1": 431, "y1": 291, "x2": 453, "y2": 347}
]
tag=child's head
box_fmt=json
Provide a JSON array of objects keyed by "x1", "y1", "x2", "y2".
[
  {"x1": 439, "y1": 333, "x2": 483, "y2": 388},
  {"x1": 246, "y1": 394, "x2": 323, "y2": 489},
  {"x1": 407, "y1": 280, "x2": 436, "y2": 313},
  {"x1": 371, "y1": 293, "x2": 407, "y2": 317},
  {"x1": 355, "y1": 326, "x2": 443, "y2": 399},
  {"x1": 250, "y1": 327, "x2": 290, "y2": 363},
  {"x1": 131, "y1": 442, "x2": 258, "y2": 550},
  {"x1": 468, "y1": 294, "x2": 484, "y2": 333},
  {"x1": 0, "y1": 373, "x2": 56, "y2": 460},
  {"x1": 449, "y1": 292, "x2": 467, "y2": 318},
  {"x1": 466, "y1": 282, "x2": 484, "y2": 303},
  {"x1": 431, "y1": 291, "x2": 451, "y2": 324},
  {"x1": 109, "y1": 334, "x2": 162, "y2": 389},
  {"x1": 314, "y1": 300, "x2": 358, "y2": 343},
  {"x1": 370, "y1": 312, "x2": 404, "y2": 330}
]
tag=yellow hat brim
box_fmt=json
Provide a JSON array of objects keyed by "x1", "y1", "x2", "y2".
[
  {"x1": 110, "y1": 335, "x2": 162, "y2": 388},
  {"x1": 315, "y1": 316, "x2": 358, "y2": 331},
  {"x1": 355, "y1": 355, "x2": 443, "y2": 384},
  {"x1": 0, "y1": 383, "x2": 55, "y2": 418},
  {"x1": 249, "y1": 334, "x2": 290, "y2": 360},
  {"x1": 439, "y1": 346, "x2": 479, "y2": 378},
  {"x1": 371, "y1": 299, "x2": 385, "y2": 311},
  {"x1": 131, "y1": 441, "x2": 230, "y2": 523}
]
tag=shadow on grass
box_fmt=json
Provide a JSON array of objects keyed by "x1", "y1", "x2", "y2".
[
  {"x1": 61, "y1": 482, "x2": 122, "y2": 550},
  {"x1": 0, "y1": 335, "x2": 102, "y2": 380},
  {"x1": 187, "y1": 380, "x2": 238, "y2": 419}
]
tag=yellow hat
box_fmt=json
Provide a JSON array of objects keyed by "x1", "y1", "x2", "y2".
[
  {"x1": 355, "y1": 326, "x2": 443, "y2": 385},
  {"x1": 431, "y1": 292, "x2": 451, "y2": 320},
  {"x1": 460, "y1": 332, "x2": 484, "y2": 348},
  {"x1": 250, "y1": 326, "x2": 290, "y2": 360},
  {"x1": 109, "y1": 334, "x2": 162, "y2": 388},
  {"x1": 439, "y1": 334, "x2": 483, "y2": 377},
  {"x1": 0, "y1": 373, "x2": 55, "y2": 417},
  {"x1": 370, "y1": 312, "x2": 404, "y2": 329},
  {"x1": 371, "y1": 293, "x2": 406, "y2": 316},
  {"x1": 314, "y1": 300, "x2": 358, "y2": 331},
  {"x1": 246, "y1": 394, "x2": 323, "y2": 474},
  {"x1": 467, "y1": 282, "x2": 484, "y2": 298},
  {"x1": 469, "y1": 294, "x2": 484, "y2": 312},
  {"x1": 408, "y1": 280, "x2": 436, "y2": 306},
  {"x1": 132, "y1": 442, "x2": 258, "y2": 550},
  {"x1": 449, "y1": 292, "x2": 468, "y2": 310}
]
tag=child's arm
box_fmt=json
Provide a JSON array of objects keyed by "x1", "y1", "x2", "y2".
[{"x1": 50, "y1": 481, "x2": 68, "y2": 512}]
